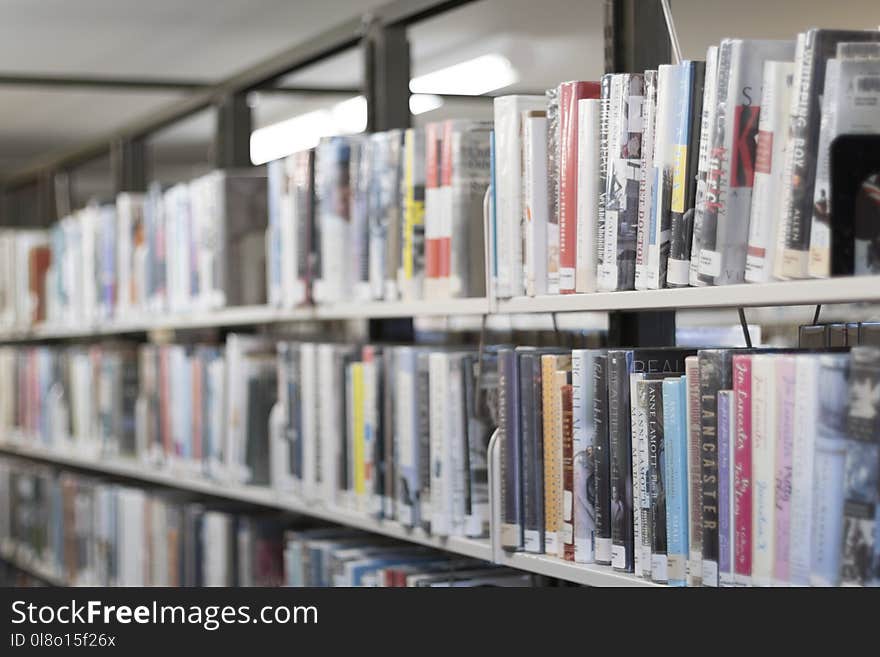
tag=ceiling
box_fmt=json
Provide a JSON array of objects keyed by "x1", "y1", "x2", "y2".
[{"x1": 1, "y1": 0, "x2": 879, "y2": 212}]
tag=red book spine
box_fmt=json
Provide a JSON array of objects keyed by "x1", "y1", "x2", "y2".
[
  {"x1": 561, "y1": 383, "x2": 575, "y2": 561},
  {"x1": 558, "y1": 81, "x2": 601, "y2": 294},
  {"x1": 28, "y1": 246, "x2": 51, "y2": 324},
  {"x1": 424, "y1": 123, "x2": 442, "y2": 283},
  {"x1": 732, "y1": 354, "x2": 752, "y2": 582}
]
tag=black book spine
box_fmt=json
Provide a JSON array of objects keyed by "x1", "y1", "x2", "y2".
[
  {"x1": 499, "y1": 349, "x2": 523, "y2": 549},
  {"x1": 520, "y1": 353, "x2": 544, "y2": 553},
  {"x1": 645, "y1": 378, "x2": 667, "y2": 582},
  {"x1": 609, "y1": 350, "x2": 634, "y2": 572},
  {"x1": 698, "y1": 349, "x2": 731, "y2": 586},
  {"x1": 593, "y1": 353, "x2": 612, "y2": 564}
]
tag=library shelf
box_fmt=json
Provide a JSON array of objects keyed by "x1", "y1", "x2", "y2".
[
  {"x1": 496, "y1": 551, "x2": 660, "y2": 587},
  {"x1": 0, "y1": 440, "x2": 492, "y2": 564},
  {"x1": 496, "y1": 275, "x2": 880, "y2": 314},
  {"x1": 0, "y1": 541, "x2": 68, "y2": 587}
]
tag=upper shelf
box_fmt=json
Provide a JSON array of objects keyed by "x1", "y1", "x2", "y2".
[{"x1": 2, "y1": 276, "x2": 878, "y2": 343}]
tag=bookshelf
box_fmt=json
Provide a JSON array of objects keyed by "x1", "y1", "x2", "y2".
[{"x1": 2, "y1": 0, "x2": 880, "y2": 589}]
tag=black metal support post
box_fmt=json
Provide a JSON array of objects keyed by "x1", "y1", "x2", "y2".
[
  {"x1": 110, "y1": 138, "x2": 147, "y2": 193},
  {"x1": 214, "y1": 93, "x2": 253, "y2": 169},
  {"x1": 363, "y1": 19, "x2": 411, "y2": 133},
  {"x1": 604, "y1": 0, "x2": 672, "y2": 74}
]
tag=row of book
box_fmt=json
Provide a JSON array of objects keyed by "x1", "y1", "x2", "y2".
[
  {"x1": 498, "y1": 345, "x2": 880, "y2": 586},
  {"x1": 491, "y1": 27, "x2": 880, "y2": 298},
  {"x1": 268, "y1": 124, "x2": 490, "y2": 308},
  {"x1": 0, "y1": 172, "x2": 268, "y2": 329},
  {"x1": 799, "y1": 321, "x2": 880, "y2": 348},
  {"x1": 0, "y1": 337, "x2": 497, "y2": 539},
  {"x1": 0, "y1": 459, "x2": 527, "y2": 587},
  {"x1": 283, "y1": 527, "x2": 530, "y2": 587},
  {"x1": 0, "y1": 459, "x2": 287, "y2": 586}
]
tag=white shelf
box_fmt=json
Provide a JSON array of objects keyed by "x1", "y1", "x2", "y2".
[
  {"x1": 0, "y1": 542, "x2": 67, "y2": 586},
  {"x1": 497, "y1": 551, "x2": 660, "y2": 587},
  {"x1": 497, "y1": 276, "x2": 880, "y2": 314},
  {"x1": 0, "y1": 441, "x2": 491, "y2": 564},
  {"x1": 0, "y1": 298, "x2": 492, "y2": 342}
]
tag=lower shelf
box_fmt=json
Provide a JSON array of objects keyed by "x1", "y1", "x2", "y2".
[{"x1": 0, "y1": 440, "x2": 656, "y2": 587}]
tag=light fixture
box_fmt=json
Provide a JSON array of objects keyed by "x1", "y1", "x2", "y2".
[
  {"x1": 409, "y1": 54, "x2": 518, "y2": 96},
  {"x1": 409, "y1": 94, "x2": 444, "y2": 115},
  {"x1": 250, "y1": 95, "x2": 368, "y2": 165}
]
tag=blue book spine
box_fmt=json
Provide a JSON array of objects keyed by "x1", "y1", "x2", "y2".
[
  {"x1": 717, "y1": 389, "x2": 734, "y2": 586},
  {"x1": 663, "y1": 376, "x2": 689, "y2": 586}
]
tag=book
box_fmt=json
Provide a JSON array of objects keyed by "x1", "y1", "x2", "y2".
[
  {"x1": 595, "y1": 76, "x2": 611, "y2": 293},
  {"x1": 663, "y1": 376, "x2": 689, "y2": 586},
  {"x1": 571, "y1": 349, "x2": 599, "y2": 563},
  {"x1": 717, "y1": 389, "x2": 735, "y2": 586},
  {"x1": 778, "y1": 29, "x2": 880, "y2": 278},
  {"x1": 634, "y1": 70, "x2": 658, "y2": 291},
  {"x1": 499, "y1": 348, "x2": 523, "y2": 550},
  {"x1": 696, "y1": 38, "x2": 796, "y2": 286},
  {"x1": 313, "y1": 137, "x2": 352, "y2": 304},
  {"x1": 575, "y1": 99, "x2": 602, "y2": 294},
  {"x1": 561, "y1": 381, "x2": 575, "y2": 560},
  {"x1": 666, "y1": 61, "x2": 706, "y2": 288},
  {"x1": 643, "y1": 377, "x2": 667, "y2": 582},
  {"x1": 745, "y1": 61, "x2": 795, "y2": 283},
  {"x1": 542, "y1": 353, "x2": 571, "y2": 555},
  {"x1": 492, "y1": 95, "x2": 546, "y2": 298},
  {"x1": 520, "y1": 350, "x2": 546, "y2": 553},
  {"x1": 593, "y1": 352, "x2": 612, "y2": 564},
  {"x1": 523, "y1": 111, "x2": 549, "y2": 297},
  {"x1": 558, "y1": 81, "x2": 601, "y2": 294},
  {"x1": 631, "y1": 370, "x2": 651, "y2": 577},
  {"x1": 751, "y1": 353, "x2": 777, "y2": 586},
  {"x1": 398, "y1": 128, "x2": 426, "y2": 301},
  {"x1": 808, "y1": 47, "x2": 880, "y2": 278},
  {"x1": 840, "y1": 346, "x2": 880, "y2": 586},
  {"x1": 685, "y1": 355, "x2": 703, "y2": 585},
  {"x1": 732, "y1": 354, "x2": 753, "y2": 585},
  {"x1": 774, "y1": 355, "x2": 797, "y2": 585},
  {"x1": 597, "y1": 74, "x2": 644, "y2": 292}
]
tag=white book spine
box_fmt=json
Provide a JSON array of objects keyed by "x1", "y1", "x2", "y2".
[
  {"x1": 523, "y1": 114, "x2": 549, "y2": 297},
  {"x1": 645, "y1": 65, "x2": 676, "y2": 290},
  {"x1": 751, "y1": 354, "x2": 776, "y2": 586},
  {"x1": 746, "y1": 61, "x2": 795, "y2": 283},
  {"x1": 789, "y1": 355, "x2": 818, "y2": 585},
  {"x1": 597, "y1": 75, "x2": 623, "y2": 291},
  {"x1": 429, "y1": 352, "x2": 450, "y2": 536},
  {"x1": 318, "y1": 345, "x2": 338, "y2": 503},
  {"x1": 492, "y1": 96, "x2": 546, "y2": 298},
  {"x1": 634, "y1": 72, "x2": 658, "y2": 291},
  {"x1": 300, "y1": 343, "x2": 318, "y2": 501},
  {"x1": 448, "y1": 357, "x2": 467, "y2": 536},
  {"x1": 575, "y1": 100, "x2": 601, "y2": 293}
]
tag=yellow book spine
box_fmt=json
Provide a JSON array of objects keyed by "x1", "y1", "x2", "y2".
[
  {"x1": 352, "y1": 362, "x2": 365, "y2": 498},
  {"x1": 541, "y1": 355, "x2": 559, "y2": 552}
]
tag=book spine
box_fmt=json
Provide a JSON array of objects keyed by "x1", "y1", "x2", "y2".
[
  {"x1": 609, "y1": 350, "x2": 634, "y2": 571},
  {"x1": 630, "y1": 372, "x2": 650, "y2": 578},
  {"x1": 558, "y1": 82, "x2": 599, "y2": 293},
  {"x1": 596, "y1": 74, "x2": 620, "y2": 291},
  {"x1": 746, "y1": 61, "x2": 795, "y2": 283},
  {"x1": 571, "y1": 350, "x2": 596, "y2": 563},
  {"x1": 575, "y1": 100, "x2": 601, "y2": 294},
  {"x1": 546, "y1": 89, "x2": 561, "y2": 294},
  {"x1": 773, "y1": 355, "x2": 796, "y2": 585},
  {"x1": 667, "y1": 61, "x2": 705, "y2": 287},
  {"x1": 499, "y1": 350, "x2": 523, "y2": 549},
  {"x1": 634, "y1": 70, "x2": 657, "y2": 291},
  {"x1": 595, "y1": 76, "x2": 611, "y2": 291},
  {"x1": 593, "y1": 353, "x2": 612, "y2": 564},
  {"x1": 429, "y1": 352, "x2": 449, "y2": 536},
  {"x1": 645, "y1": 378, "x2": 667, "y2": 583},
  {"x1": 751, "y1": 354, "x2": 776, "y2": 586},
  {"x1": 416, "y1": 354, "x2": 432, "y2": 533},
  {"x1": 789, "y1": 355, "x2": 818, "y2": 585},
  {"x1": 840, "y1": 347, "x2": 880, "y2": 586},
  {"x1": 664, "y1": 376, "x2": 688, "y2": 586},
  {"x1": 685, "y1": 356, "x2": 703, "y2": 585},
  {"x1": 541, "y1": 355, "x2": 561, "y2": 555},
  {"x1": 717, "y1": 389, "x2": 734, "y2": 586},
  {"x1": 699, "y1": 350, "x2": 723, "y2": 586},
  {"x1": 809, "y1": 354, "x2": 848, "y2": 586},
  {"x1": 424, "y1": 124, "x2": 442, "y2": 298},
  {"x1": 732, "y1": 354, "x2": 753, "y2": 585},
  {"x1": 400, "y1": 128, "x2": 426, "y2": 301},
  {"x1": 522, "y1": 354, "x2": 545, "y2": 552},
  {"x1": 599, "y1": 74, "x2": 643, "y2": 291},
  {"x1": 644, "y1": 65, "x2": 675, "y2": 290},
  {"x1": 523, "y1": 114, "x2": 549, "y2": 297},
  {"x1": 448, "y1": 356, "x2": 466, "y2": 535},
  {"x1": 561, "y1": 382, "x2": 575, "y2": 560}
]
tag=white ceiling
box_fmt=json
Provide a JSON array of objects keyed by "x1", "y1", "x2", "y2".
[{"x1": 1, "y1": 0, "x2": 879, "y2": 208}]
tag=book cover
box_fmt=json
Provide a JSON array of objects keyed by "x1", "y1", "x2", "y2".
[
  {"x1": 492, "y1": 95, "x2": 546, "y2": 298},
  {"x1": 840, "y1": 346, "x2": 880, "y2": 586},
  {"x1": 745, "y1": 61, "x2": 795, "y2": 283},
  {"x1": 666, "y1": 60, "x2": 706, "y2": 287},
  {"x1": 558, "y1": 81, "x2": 601, "y2": 294},
  {"x1": 663, "y1": 376, "x2": 689, "y2": 586},
  {"x1": 732, "y1": 353, "x2": 753, "y2": 585},
  {"x1": 779, "y1": 29, "x2": 880, "y2": 278},
  {"x1": 575, "y1": 99, "x2": 602, "y2": 294}
]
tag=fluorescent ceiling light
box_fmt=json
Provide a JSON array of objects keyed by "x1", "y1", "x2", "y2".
[
  {"x1": 250, "y1": 95, "x2": 367, "y2": 165},
  {"x1": 409, "y1": 54, "x2": 518, "y2": 95},
  {"x1": 409, "y1": 93, "x2": 444, "y2": 115}
]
